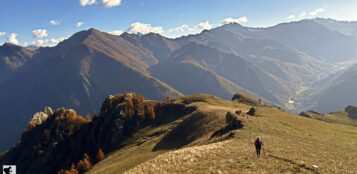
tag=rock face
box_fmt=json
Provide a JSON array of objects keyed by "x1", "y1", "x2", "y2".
[
  {"x1": 345, "y1": 105, "x2": 357, "y2": 119},
  {"x1": 26, "y1": 112, "x2": 49, "y2": 130},
  {"x1": 25, "y1": 107, "x2": 53, "y2": 131},
  {"x1": 0, "y1": 43, "x2": 34, "y2": 82},
  {"x1": 44, "y1": 107, "x2": 54, "y2": 115}
]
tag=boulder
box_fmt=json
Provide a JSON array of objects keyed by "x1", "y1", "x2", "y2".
[
  {"x1": 226, "y1": 112, "x2": 242, "y2": 129},
  {"x1": 247, "y1": 107, "x2": 256, "y2": 116},
  {"x1": 44, "y1": 106, "x2": 53, "y2": 115},
  {"x1": 26, "y1": 112, "x2": 48, "y2": 131},
  {"x1": 299, "y1": 112, "x2": 311, "y2": 118}
]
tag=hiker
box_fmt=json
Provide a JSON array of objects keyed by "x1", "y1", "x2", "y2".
[{"x1": 254, "y1": 137, "x2": 264, "y2": 157}]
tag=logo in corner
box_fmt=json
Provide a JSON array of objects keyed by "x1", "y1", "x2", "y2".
[{"x1": 2, "y1": 165, "x2": 16, "y2": 174}]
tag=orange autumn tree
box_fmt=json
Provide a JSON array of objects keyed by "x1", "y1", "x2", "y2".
[
  {"x1": 76, "y1": 153, "x2": 92, "y2": 173},
  {"x1": 57, "y1": 163, "x2": 78, "y2": 174},
  {"x1": 84, "y1": 113, "x2": 91, "y2": 122},
  {"x1": 96, "y1": 148, "x2": 105, "y2": 162}
]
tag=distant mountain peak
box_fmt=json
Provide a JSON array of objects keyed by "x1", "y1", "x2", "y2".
[
  {"x1": 1, "y1": 42, "x2": 21, "y2": 48},
  {"x1": 0, "y1": 42, "x2": 33, "y2": 55},
  {"x1": 214, "y1": 23, "x2": 243, "y2": 31},
  {"x1": 225, "y1": 22, "x2": 243, "y2": 27},
  {"x1": 62, "y1": 28, "x2": 106, "y2": 44},
  {"x1": 51, "y1": 28, "x2": 112, "y2": 53},
  {"x1": 88, "y1": 27, "x2": 100, "y2": 32},
  {"x1": 143, "y1": 32, "x2": 162, "y2": 38},
  {"x1": 121, "y1": 32, "x2": 136, "y2": 37},
  {"x1": 2, "y1": 42, "x2": 15, "y2": 47}
]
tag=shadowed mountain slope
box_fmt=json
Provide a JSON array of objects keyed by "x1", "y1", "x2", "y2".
[
  {"x1": 301, "y1": 64, "x2": 357, "y2": 113},
  {"x1": 151, "y1": 42, "x2": 284, "y2": 104},
  {"x1": 0, "y1": 43, "x2": 35, "y2": 82},
  {"x1": 121, "y1": 32, "x2": 180, "y2": 61},
  {"x1": 0, "y1": 29, "x2": 182, "y2": 151},
  {"x1": 176, "y1": 23, "x2": 334, "y2": 83},
  {"x1": 260, "y1": 20, "x2": 357, "y2": 62},
  {"x1": 313, "y1": 18, "x2": 357, "y2": 38}
]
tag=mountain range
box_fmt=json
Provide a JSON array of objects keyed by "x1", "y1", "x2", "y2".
[{"x1": 2, "y1": 18, "x2": 357, "y2": 150}]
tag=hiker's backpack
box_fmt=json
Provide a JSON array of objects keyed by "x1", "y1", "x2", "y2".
[{"x1": 255, "y1": 139, "x2": 262, "y2": 147}]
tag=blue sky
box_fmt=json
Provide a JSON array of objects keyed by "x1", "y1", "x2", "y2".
[{"x1": 1, "y1": 0, "x2": 357, "y2": 46}]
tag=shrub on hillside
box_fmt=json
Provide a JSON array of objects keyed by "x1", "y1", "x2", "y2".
[
  {"x1": 96, "y1": 148, "x2": 105, "y2": 162},
  {"x1": 58, "y1": 163, "x2": 78, "y2": 174},
  {"x1": 76, "y1": 153, "x2": 93, "y2": 173},
  {"x1": 144, "y1": 103, "x2": 156, "y2": 120}
]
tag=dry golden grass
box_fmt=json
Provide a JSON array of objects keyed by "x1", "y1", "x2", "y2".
[
  {"x1": 88, "y1": 94, "x2": 357, "y2": 174},
  {"x1": 126, "y1": 107, "x2": 357, "y2": 174},
  {"x1": 87, "y1": 125, "x2": 175, "y2": 174},
  {"x1": 309, "y1": 111, "x2": 357, "y2": 127}
]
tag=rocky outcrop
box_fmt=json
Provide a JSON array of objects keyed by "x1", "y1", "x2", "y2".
[
  {"x1": 1, "y1": 106, "x2": 90, "y2": 174},
  {"x1": 226, "y1": 112, "x2": 242, "y2": 129},
  {"x1": 232, "y1": 93, "x2": 260, "y2": 106},
  {"x1": 299, "y1": 110, "x2": 323, "y2": 118},
  {"x1": 25, "y1": 107, "x2": 54, "y2": 131},
  {"x1": 247, "y1": 107, "x2": 256, "y2": 116},
  {"x1": 345, "y1": 105, "x2": 357, "y2": 119}
]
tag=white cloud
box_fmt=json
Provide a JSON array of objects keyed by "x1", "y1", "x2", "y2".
[
  {"x1": 108, "y1": 30, "x2": 123, "y2": 36},
  {"x1": 7, "y1": 33, "x2": 19, "y2": 45},
  {"x1": 101, "y1": 0, "x2": 121, "y2": 7},
  {"x1": 77, "y1": 21, "x2": 84, "y2": 28},
  {"x1": 24, "y1": 37, "x2": 66, "y2": 47},
  {"x1": 49, "y1": 20, "x2": 60, "y2": 26},
  {"x1": 127, "y1": 22, "x2": 164, "y2": 34},
  {"x1": 32, "y1": 29, "x2": 48, "y2": 38},
  {"x1": 80, "y1": 0, "x2": 122, "y2": 8},
  {"x1": 166, "y1": 25, "x2": 197, "y2": 38},
  {"x1": 299, "y1": 11, "x2": 307, "y2": 18},
  {"x1": 197, "y1": 21, "x2": 213, "y2": 30},
  {"x1": 80, "y1": 0, "x2": 96, "y2": 6},
  {"x1": 289, "y1": 8, "x2": 326, "y2": 20},
  {"x1": 287, "y1": 15, "x2": 296, "y2": 20},
  {"x1": 309, "y1": 8, "x2": 326, "y2": 16},
  {"x1": 220, "y1": 16, "x2": 248, "y2": 25},
  {"x1": 0, "y1": 32, "x2": 6, "y2": 36},
  {"x1": 168, "y1": 25, "x2": 195, "y2": 33},
  {"x1": 166, "y1": 21, "x2": 214, "y2": 38}
]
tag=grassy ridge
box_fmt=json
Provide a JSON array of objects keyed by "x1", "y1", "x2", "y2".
[
  {"x1": 88, "y1": 95, "x2": 357, "y2": 173},
  {"x1": 316, "y1": 111, "x2": 357, "y2": 127},
  {"x1": 126, "y1": 104, "x2": 357, "y2": 173}
]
